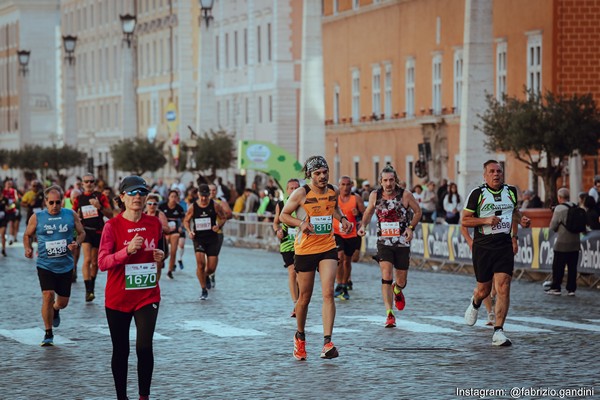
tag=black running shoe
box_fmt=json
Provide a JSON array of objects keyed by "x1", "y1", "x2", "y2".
[
  {"x1": 206, "y1": 276, "x2": 212, "y2": 289},
  {"x1": 41, "y1": 335, "x2": 54, "y2": 347},
  {"x1": 200, "y1": 289, "x2": 208, "y2": 300},
  {"x1": 178, "y1": 260, "x2": 184, "y2": 270},
  {"x1": 167, "y1": 270, "x2": 174, "y2": 279}
]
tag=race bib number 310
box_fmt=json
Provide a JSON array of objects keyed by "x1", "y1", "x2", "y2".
[
  {"x1": 125, "y1": 263, "x2": 157, "y2": 290},
  {"x1": 310, "y1": 216, "x2": 332, "y2": 235}
]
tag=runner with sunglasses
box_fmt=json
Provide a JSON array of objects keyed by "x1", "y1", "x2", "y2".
[
  {"x1": 23, "y1": 185, "x2": 86, "y2": 346},
  {"x1": 98, "y1": 176, "x2": 165, "y2": 400},
  {"x1": 144, "y1": 194, "x2": 170, "y2": 280},
  {"x1": 72, "y1": 173, "x2": 113, "y2": 302}
]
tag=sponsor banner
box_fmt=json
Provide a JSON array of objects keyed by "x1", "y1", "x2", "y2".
[
  {"x1": 366, "y1": 223, "x2": 599, "y2": 274},
  {"x1": 237, "y1": 140, "x2": 303, "y2": 187}
]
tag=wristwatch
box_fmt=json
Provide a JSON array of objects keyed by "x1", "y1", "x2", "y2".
[{"x1": 408, "y1": 225, "x2": 414, "y2": 230}]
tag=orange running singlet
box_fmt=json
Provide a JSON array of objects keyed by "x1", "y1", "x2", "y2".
[
  {"x1": 294, "y1": 184, "x2": 337, "y2": 255},
  {"x1": 334, "y1": 194, "x2": 359, "y2": 239}
]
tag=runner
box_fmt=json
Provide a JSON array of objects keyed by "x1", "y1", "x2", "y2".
[
  {"x1": 183, "y1": 184, "x2": 229, "y2": 300},
  {"x1": 0, "y1": 189, "x2": 10, "y2": 256},
  {"x1": 272, "y1": 178, "x2": 301, "y2": 317},
  {"x1": 144, "y1": 193, "x2": 170, "y2": 281},
  {"x1": 2, "y1": 178, "x2": 20, "y2": 245},
  {"x1": 358, "y1": 165, "x2": 421, "y2": 328},
  {"x1": 280, "y1": 155, "x2": 352, "y2": 360},
  {"x1": 98, "y1": 176, "x2": 164, "y2": 400},
  {"x1": 23, "y1": 185, "x2": 85, "y2": 346},
  {"x1": 208, "y1": 183, "x2": 233, "y2": 288},
  {"x1": 462, "y1": 160, "x2": 530, "y2": 346},
  {"x1": 177, "y1": 187, "x2": 199, "y2": 270},
  {"x1": 333, "y1": 176, "x2": 365, "y2": 300},
  {"x1": 21, "y1": 180, "x2": 45, "y2": 223},
  {"x1": 72, "y1": 173, "x2": 112, "y2": 301},
  {"x1": 158, "y1": 190, "x2": 185, "y2": 279}
]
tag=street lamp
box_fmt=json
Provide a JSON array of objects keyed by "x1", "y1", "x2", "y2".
[
  {"x1": 62, "y1": 35, "x2": 77, "y2": 65},
  {"x1": 120, "y1": 14, "x2": 137, "y2": 47},
  {"x1": 199, "y1": 0, "x2": 215, "y2": 28},
  {"x1": 17, "y1": 50, "x2": 31, "y2": 76}
]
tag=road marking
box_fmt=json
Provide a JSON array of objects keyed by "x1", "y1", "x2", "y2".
[
  {"x1": 509, "y1": 316, "x2": 600, "y2": 332},
  {"x1": 305, "y1": 326, "x2": 361, "y2": 334},
  {"x1": 423, "y1": 316, "x2": 552, "y2": 332},
  {"x1": 342, "y1": 315, "x2": 459, "y2": 333},
  {"x1": 180, "y1": 320, "x2": 267, "y2": 337},
  {"x1": 0, "y1": 328, "x2": 74, "y2": 346},
  {"x1": 88, "y1": 326, "x2": 170, "y2": 340}
]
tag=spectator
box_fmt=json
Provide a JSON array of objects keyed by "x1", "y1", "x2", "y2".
[
  {"x1": 583, "y1": 195, "x2": 600, "y2": 231},
  {"x1": 588, "y1": 175, "x2": 600, "y2": 203},
  {"x1": 436, "y1": 178, "x2": 448, "y2": 223},
  {"x1": 411, "y1": 184, "x2": 423, "y2": 204},
  {"x1": 421, "y1": 181, "x2": 437, "y2": 223},
  {"x1": 547, "y1": 188, "x2": 580, "y2": 296},
  {"x1": 521, "y1": 190, "x2": 543, "y2": 209},
  {"x1": 443, "y1": 182, "x2": 462, "y2": 224}
]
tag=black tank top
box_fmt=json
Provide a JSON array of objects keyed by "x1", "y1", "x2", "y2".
[
  {"x1": 78, "y1": 192, "x2": 105, "y2": 231},
  {"x1": 192, "y1": 200, "x2": 218, "y2": 240}
]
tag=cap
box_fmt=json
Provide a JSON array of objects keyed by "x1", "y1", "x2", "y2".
[
  {"x1": 362, "y1": 180, "x2": 370, "y2": 187},
  {"x1": 119, "y1": 176, "x2": 148, "y2": 193},
  {"x1": 199, "y1": 184, "x2": 210, "y2": 196}
]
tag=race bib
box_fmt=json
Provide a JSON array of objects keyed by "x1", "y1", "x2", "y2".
[
  {"x1": 46, "y1": 239, "x2": 68, "y2": 258},
  {"x1": 168, "y1": 221, "x2": 177, "y2": 231},
  {"x1": 484, "y1": 213, "x2": 512, "y2": 235},
  {"x1": 194, "y1": 217, "x2": 212, "y2": 231},
  {"x1": 125, "y1": 263, "x2": 157, "y2": 290},
  {"x1": 287, "y1": 227, "x2": 297, "y2": 238},
  {"x1": 310, "y1": 215, "x2": 332, "y2": 235},
  {"x1": 81, "y1": 205, "x2": 99, "y2": 219},
  {"x1": 380, "y1": 221, "x2": 400, "y2": 237}
]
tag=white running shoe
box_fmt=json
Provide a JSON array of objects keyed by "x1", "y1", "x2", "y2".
[
  {"x1": 464, "y1": 296, "x2": 479, "y2": 326},
  {"x1": 492, "y1": 329, "x2": 512, "y2": 346}
]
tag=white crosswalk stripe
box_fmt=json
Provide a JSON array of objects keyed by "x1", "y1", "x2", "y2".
[
  {"x1": 0, "y1": 328, "x2": 74, "y2": 345},
  {"x1": 341, "y1": 315, "x2": 459, "y2": 333},
  {"x1": 88, "y1": 325, "x2": 170, "y2": 340},
  {"x1": 180, "y1": 320, "x2": 267, "y2": 337},
  {"x1": 509, "y1": 316, "x2": 600, "y2": 332},
  {"x1": 424, "y1": 316, "x2": 553, "y2": 332}
]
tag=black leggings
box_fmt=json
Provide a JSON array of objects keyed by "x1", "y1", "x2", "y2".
[{"x1": 106, "y1": 303, "x2": 159, "y2": 400}]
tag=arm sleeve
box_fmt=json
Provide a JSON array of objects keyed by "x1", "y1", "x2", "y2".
[{"x1": 98, "y1": 222, "x2": 130, "y2": 271}]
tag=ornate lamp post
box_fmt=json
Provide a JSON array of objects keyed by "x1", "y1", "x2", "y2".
[
  {"x1": 17, "y1": 50, "x2": 31, "y2": 76},
  {"x1": 199, "y1": 0, "x2": 215, "y2": 28},
  {"x1": 119, "y1": 13, "x2": 138, "y2": 140},
  {"x1": 17, "y1": 50, "x2": 31, "y2": 148},
  {"x1": 62, "y1": 35, "x2": 78, "y2": 147},
  {"x1": 120, "y1": 14, "x2": 137, "y2": 47},
  {"x1": 196, "y1": 0, "x2": 217, "y2": 140},
  {"x1": 62, "y1": 35, "x2": 77, "y2": 65}
]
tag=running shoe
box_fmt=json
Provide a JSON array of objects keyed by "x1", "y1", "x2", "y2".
[
  {"x1": 464, "y1": 296, "x2": 479, "y2": 326},
  {"x1": 178, "y1": 260, "x2": 184, "y2": 270},
  {"x1": 200, "y1": 289, "x2": 208, "y2": 300},
  {"x1": 567, "y1": 291, "x2": 576, "y2": 297},
  {"x1": 167, "y1": 270, "x2": 174, "y2": 279},
  {"x1": 341, "y1": 287, "x2": 350, "y2": 300},
  {"x1": 293, "y1": 335, "x2": 307, "y2": 360},
  {"x1": 385, "y1": 312, "x2": 396, "y2": 328},
  {"x1": 290, "y1": 309, "x2": 296, "y2": 318},
  {"x1": 347, "y1": 280, "x2": 353, "y2": 290},
  {"x1": 542, "y1": 280, "x2": 552, "y2": 291},
  {"x1": 53, "y1": 308, "x2": 60, "y2": 328},
  {"x1": 492, "y1": 329, "x2": 512, "y2": 346},
  {"x1": 206, "y1": 275, "x2": 212, "y2": 289},
  {"x1": 333, "y1": 284, "x2": 343, "y2": 298},
  {"x1": 486, "y1": 312, "x2": 495, "y2": 326},
  {"x1": 320, "y1": 342, "x2": 339, "y2": 359},
  {"x1": 85, "y1": 292, "x2": 95, "y2": 302},
  {"x1": 41, "y1": 335, "x2": 54, "y2": 347},
  {"x1": 546, "y1": 289, "x2": 561, "y2": 296},
  {"x1": 8, "y1": 239, "x2": 13, "y2": 246},
  {"x1": 1, "y1": 249, "x2": 6, "y2": 257},
  {"x1": 392, "y1": 283, "x2": 405, "y2": 310}
]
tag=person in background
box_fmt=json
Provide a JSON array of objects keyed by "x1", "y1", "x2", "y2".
[
  {"x1": 520, "y1": 190, "x2": 543, "y2": 209},
  {"x1": 98, "y1": 176, "x2": 164, "y2": 400},
  {"x1": 420, "y1": 181, "x2": 437, "y2": 223},
  {"x1": 361, "y1": 181, "x2": 372, "y2": 202},
  {"x1": 587, "y1": 175, "x2": 600, "y2": 203},
  {"x1": 436, "y1": 178, "x2": 448, "y2": 223},
  {"x1": 547, "y1": 188, "x2": 581, "y2": 296},
  {"x1": 583, "y1": 195, "x2": 600, "y2": 231},
  {"x1": 21, "y1": 180, "x2": 45, "y2": 223},
  {"x1": 0, "y1": 190, "x2": 10, "y2": 256},
  {"x1": 144, "y1": 193, "x2": 170, "y2": 281},
  {"x1": 443, "y1": 182, "x2": 462, "y2": 224}
]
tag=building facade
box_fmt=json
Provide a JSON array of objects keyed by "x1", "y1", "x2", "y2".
[{"x1": 322, "y1": 0, "x2": 600, "y2": 197}]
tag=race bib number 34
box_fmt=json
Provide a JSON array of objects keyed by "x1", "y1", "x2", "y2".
[
  {"x1": 310, "y1": 216, "x2": 332, "y2": 235},
  {"x1": 125, "y1": 263, "x2": 157, "y2": 290}
]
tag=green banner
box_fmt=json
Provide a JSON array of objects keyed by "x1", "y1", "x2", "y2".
[{"x1": 237, "y1": 140, "x2": 303, "y2": 187}]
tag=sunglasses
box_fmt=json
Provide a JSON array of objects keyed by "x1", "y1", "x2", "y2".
[
  {"x1": 47, "y1": 200, "x2": 61, "y2": 205},
  {"x1": 146, "y1": 201, "x2": 158, "y2": 206},
  {"x1": 125, "y1": 189, "x2": 149, "y2": 196},
  {"x1": 83, "y1": 179, "x2": 95, "y2": 183}
]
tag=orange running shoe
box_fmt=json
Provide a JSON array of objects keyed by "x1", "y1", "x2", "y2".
[
  {"x1": 393, "y1": 283, "x2": 406, "y2": 310},
  {"x1": 385, "y1": 312, "x2": 396, "y2": 328},
  {"x1": 320, "y1": 342, "x2": 339, "y2": 359},
  {"x1": 293, "y1": 335, "x2": 307, "y2": 360}
]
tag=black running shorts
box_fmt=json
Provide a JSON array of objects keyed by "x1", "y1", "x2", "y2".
[
  {"x1": 193, "y1": 237, "x2": 220, "y2": 257},
  {"x1": 377, "y1": 244, "x2": 410, "y2": 270},
  {"x1": 37, "y1": 267, "x2": 73, "y2": 297},
  {"x1": 472, "y1": 243, "x2": 514, "y2": 283},
  {"x1": 83, "y1": 229, "x2": 102, "y2": 248},
  {"x1": 281, "y1": 251, "x2": 295, "y2": 268},
  {"x1": 335, "y1": 235, "x2": 362, "y2": 257},
  {"x1": 294, "y1": 248, "x2": 338, "y2": 273}
]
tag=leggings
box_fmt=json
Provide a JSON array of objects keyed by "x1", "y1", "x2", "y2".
[{"x1": 106, "y1": 303, "x2": 159, "y2": 400}]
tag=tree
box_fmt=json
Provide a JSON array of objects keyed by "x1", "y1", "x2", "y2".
[
  {"x1": 40, "y1": 145, "x2": 87, "y2": 187},
  {"x1": 478, "y1": 90, "x2": 600, "y2": 206},
  {"x1": 110, "y1": 138, "x2": 167, "y2": 176},
  {"x1": 188, "y1": 129, "x2": 236, "y2": 182}
]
